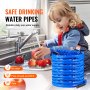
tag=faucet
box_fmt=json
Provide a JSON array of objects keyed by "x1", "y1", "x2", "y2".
[{"x1": 16, "y1": 30, "x2": 39, "y2": 54}]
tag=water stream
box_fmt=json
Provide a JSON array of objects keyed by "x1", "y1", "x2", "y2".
[{"x1": 35, "y1": 34, "x2": 40, "y2": 47}]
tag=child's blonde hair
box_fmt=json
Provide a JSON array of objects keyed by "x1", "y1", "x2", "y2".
[{"x1": 48, "y1": 1, "x2": 82, "y2": 28}]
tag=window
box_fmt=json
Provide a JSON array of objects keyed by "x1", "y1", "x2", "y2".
[{"x1": 0, "y1": 0, "x2": 41, "y2": 38}]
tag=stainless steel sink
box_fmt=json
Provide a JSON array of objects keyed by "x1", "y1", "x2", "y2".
[
  {"x1": 0, "y1": 51, "x2": 31, "y2": 66},
  {"x1": 0, "y1": 34, "x2": 46, "y2": 66}
]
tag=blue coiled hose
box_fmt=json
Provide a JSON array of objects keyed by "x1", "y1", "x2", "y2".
[{"x1": 51, "y1": 50, "x2": 86, "y2": 87}]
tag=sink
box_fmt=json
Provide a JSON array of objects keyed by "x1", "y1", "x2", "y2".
[
  {"x1": 0, "y1": 34, "x2": 46, "y2": 66},
  {"x1": 0, "y1": 51, "x2": 31, "y2": 65}
]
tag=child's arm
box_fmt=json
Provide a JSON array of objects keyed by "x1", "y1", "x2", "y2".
[
  {"x1": 34, "y1": 30, "x2": 80, "y2": 59},
  {"x1": 44, "y1": 35, "x2": 58, "y2": 47},
  {"x1": 50, "y1": 30, "x2": 80, "y2": 53}
]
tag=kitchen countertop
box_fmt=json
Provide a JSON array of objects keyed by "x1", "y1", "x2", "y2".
[
  {"x1": 0, "y1": 67, "x2": 52, "y2": 90},
  {"x1": 0, "y1": 68, "x2": 90, "y2": 90}
]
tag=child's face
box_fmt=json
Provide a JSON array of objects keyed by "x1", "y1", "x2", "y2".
[{"x1": 53, "y1": 13, "x2": 69, "y2": 33}]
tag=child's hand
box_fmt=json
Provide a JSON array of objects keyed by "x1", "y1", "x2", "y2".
[{"x1": 34, "y1": 47, "x2": 51, "y2": 59}]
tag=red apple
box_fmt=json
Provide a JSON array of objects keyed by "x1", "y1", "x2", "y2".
[
  {"x1": 15, "y1": 56, "x2": 24, "y2": 64},
  {"x1": 9, "y1": 79, "x2": 26, "y2": 90},
  {"x1": 31, "y1": 48, "x2": 39, "y2": 59},
  {"x1": 36, "y1": 60, "x2": 46, "y2": 67},
  {"x1": 44, "y1": 58, "x2": 51, "y2": 65},
  {"x1": 28, "y1": 59, "x2": 36, "y2": 67}
]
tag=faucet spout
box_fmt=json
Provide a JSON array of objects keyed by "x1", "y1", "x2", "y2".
[
  {"x1": 19, "y1": 32, "x2": 38, "y2": 49},
  {"x1": 16, "y1": 30, "x2": 38, "y2": 54}
]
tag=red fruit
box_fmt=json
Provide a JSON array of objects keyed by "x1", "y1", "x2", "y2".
[
  {"x1": 28, "y1": 59, "x2": 36, "y2": 67},
  {"x1": 15, "y1": 56, "x2": 24, "y2": 64},
  {"x1": 36, "y1": 60, "x2": 46, "y2": 67},
  {"x1": 31, "y1": 49, "x2": 38, "y2": 59},
  {"x1": 44, "y1": 58, "x2": 51, "y2": 65},
  {"x1": 9, "y1": 79, "x2": 26, "y2": 90}
]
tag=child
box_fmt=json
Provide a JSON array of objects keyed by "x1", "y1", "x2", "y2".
[{"x1": 35, "y1": 1, "x2": 90, "y2": 71}]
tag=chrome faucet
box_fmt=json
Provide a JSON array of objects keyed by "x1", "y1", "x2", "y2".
[{"x1": 16, "y1": 30, "x2": 39, "y2": 54}]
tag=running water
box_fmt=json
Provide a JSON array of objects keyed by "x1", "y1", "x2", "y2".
[
  {"x1": 35, "y1": 34, "x2": 44, "y2": 59},
  {"x1": 35, "y1": 34, "x2": 40, "y2": 47}
]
